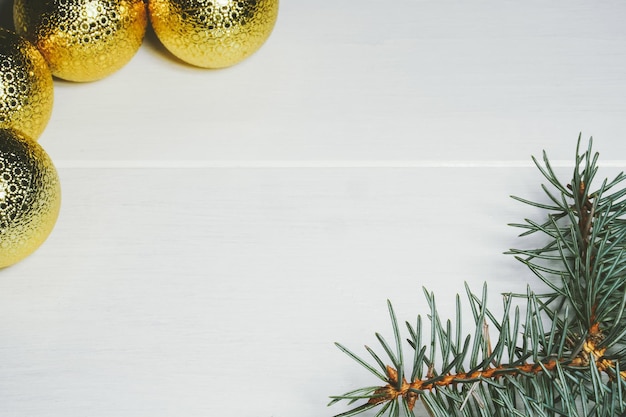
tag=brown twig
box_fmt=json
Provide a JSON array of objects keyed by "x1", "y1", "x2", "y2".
[{"x1": 369, "y1": 328, "x2": 623, "y2": 411}]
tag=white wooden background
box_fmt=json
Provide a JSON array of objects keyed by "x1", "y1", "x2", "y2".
[{"x1": 1, "y1": 1, "x2": 626, "y2": 416}]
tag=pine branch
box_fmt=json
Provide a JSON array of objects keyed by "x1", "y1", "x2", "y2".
[{"x1": 330, "y1": 135, "x2": 626, "y2": 416}]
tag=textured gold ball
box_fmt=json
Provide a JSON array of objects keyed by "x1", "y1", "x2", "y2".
[
  {"x1": 0, "y1": 28, "x2": 54, "y2": 140},
  {"x1": 148, "y1": 0, "x2": 279, "y2": 68},
  {"x1": 0, "y1": 128, "x2": 61, "y2": 269},
  {"x1": 14, "y1": 0, "x2": 148, "y2": 82}
]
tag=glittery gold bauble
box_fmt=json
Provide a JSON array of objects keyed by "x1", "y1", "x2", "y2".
[
  {"x1": 13, "y1": 0, "x2": 148, "y2": 82},
  {"x1": 0, "y1": 28, "x2": 54, "y2": 140},
  {"x1": 148, "y1": 0, "x2": 279, "y2": 68},
  {"x1": 0, "y1": 128, "x2": 61, "y2": 269}
]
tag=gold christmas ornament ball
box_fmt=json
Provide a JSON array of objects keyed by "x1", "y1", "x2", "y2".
[
  {"x1": 0, "y1": 128, "x2": 61, "y2": 269},
  {"x1": 0, "y1": 28, "x2": 54, "y2": 140},
  {"x1": 148, "y1": 0, "x2": 279, "y2": 68},
  {"x1": 13, "y1": 0, "x2": 148, "y2": 82}
]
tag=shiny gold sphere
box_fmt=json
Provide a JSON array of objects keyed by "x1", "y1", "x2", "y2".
[
  {"x1": 0, "y1": 28, "x2": 54, "y2": 140},
  {"x1": 0, "y1": 128, "x2": 61, "y2": 269},
  {"x1": 14, "y1": 0, "x2": 148, "y2": 82},
  {"x1": 148, "y1": 0, "x2": 279, "y2": 68}
]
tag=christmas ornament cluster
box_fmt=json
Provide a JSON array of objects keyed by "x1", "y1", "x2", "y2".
[{"x1": 0, "y1": 0, "x2": 279, "y2": 268}]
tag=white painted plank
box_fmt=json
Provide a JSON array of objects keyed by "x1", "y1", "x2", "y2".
[
  {"x1": 1, "y1": 0, "x2": 625, "y2": 163},
  {"x1": 1, "y1": 165, "x2": 622, "y2": 416}
]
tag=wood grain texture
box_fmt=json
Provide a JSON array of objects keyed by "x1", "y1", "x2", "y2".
[
  {"x1": 2, "y1": 0, "x2": 624, "y2": 164},
  {"x1": 0, "y1": 0, "x2": 625, "y2": 416},
  {"x1": 1, "y1": 165, "x2": 622, "y2": 417}
]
